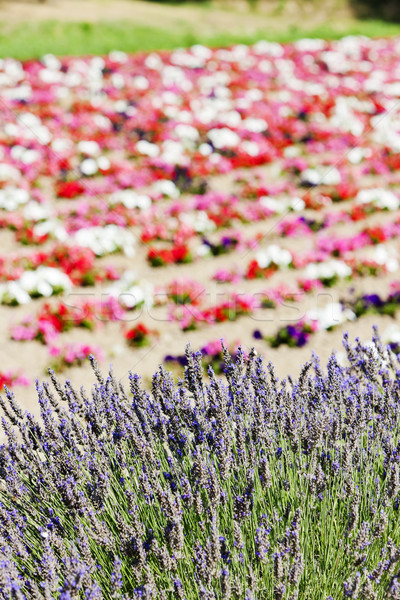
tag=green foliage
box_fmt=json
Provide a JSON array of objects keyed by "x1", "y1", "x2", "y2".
[
  {"x1": 0, "y1": 18, "x2": 400, "y2": 59},
  {"x1": 350, "y1": 0, "x2": 400, "y2": 22}
]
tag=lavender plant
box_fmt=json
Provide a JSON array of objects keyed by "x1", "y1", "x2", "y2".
[{"x1": 2, "y1": 330, "x2": 400, "y2": 599}]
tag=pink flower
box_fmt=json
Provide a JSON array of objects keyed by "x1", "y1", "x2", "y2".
[
  {"x1": 212, "y1": 269, "x2": 242, "y2": 283},
  {"x1": 49, "y1": 346, "x2": 62, "y2": 357},
  {"x1": 11, "y1": 323, "x2": 36, "y2": 341},
  {"x1": 38, "y1": 321, "x2": 59, "y2": 345},
  {"x1": 49, "y1": 343, "x2": 104, "y2": 371},
  {"x1": 14, "y1": 374, "x2": 30, "y2": 387}
]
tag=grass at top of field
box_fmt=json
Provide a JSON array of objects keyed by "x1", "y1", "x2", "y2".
[{"x1": 0, "y1": 17, "x2": 400, "y2": 59}]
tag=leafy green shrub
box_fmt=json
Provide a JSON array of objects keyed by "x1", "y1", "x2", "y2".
[{"x1": 349, "y1": 0, "x2": 400, "y2": 21}]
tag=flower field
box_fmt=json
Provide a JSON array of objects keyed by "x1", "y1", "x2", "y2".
[{"x1": 0, "y1": 37, "x2": 400, "y2": 398}]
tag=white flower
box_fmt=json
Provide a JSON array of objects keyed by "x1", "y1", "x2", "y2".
[
  {"x1": 362, "y1": 340, "x2": 389, "y2": 368},
  {"x1": 255, "y1": 245, "x2": 292, "y2": 269},
  {"x1": 307, "y1": 302, "x2": 355, "y2": 330},
  {"x1": 253, "y1": 40, "x2": 284, "y2": 57},
  {"x1": 347, "y1": 147, "x2": 365, "y2": 164},
  {"x1": 175, "y1": 124, "x2": 199, "y2": 142},
  {"x1": 259, "y1": 196, "x2": 286, "y2": 214},
  {"x1": 335, "y1": 351, "x2": 348, "y2": 367},
  {"x1": 33, "y1": 219, "x2": 68, "y2": 242},
  {"x1": 152, "y1": 180, "x2": 180, "y2": 199},
  {"x1": 132, "y1": 75, "x2": 149, "y2": 90},
  {"x1": 372, "y1": 117, "x2": 400, "y2": 153},
  {"x1": 51, "y1": 138, "x2": 73, "y2": 153},
  {"x1": 97, "y1": 156, "x2": 111, "y2": 171},
  {"x1": 110, "y1": 189, "x2": 151, "y2": 210},
  {"x1": 290, "y1": 197, "x2": 306, "y2": 211},
  {"x1": 39, "y1": 69, "x2": 63, "y2": 84},
  {"x1": 0, "y1": 282, "x2": 30, "y2": 305},
  {"x1": 181, "y1": 211, "x2": 216, "y2": 233},
  {"x1": 331, "y1": 97, "x2": 364, "y2": 136},
  {"x1": 110, "y1": 73, "x2": 124, "y2": 89},
  {"x1": 219, "y1": 110, "x2": 241, "y2": 128},
  {"x1": 301, "y1": 166, "x2": 341, "y2": 186},
  {"x1": 0, "y1": 267, "x2": 72, "y2": 305},
  {"x1": 77, "y1": 140, "x2": 100, "y2": 156},
  {"x1": 16, "y1": 113, "x2": 52, "y2": 145},
  {"x1": 161, "y1": 140, "x2": 187, "y2": 165},
  {"x1": 10, "y1": 145, "x2": 40, "y2": 164},
  {"x1": 2, "y1": 85, "x2": 31, "y2": 101},
  {"x1": 162, "y1": 65, "x2": 188, "y2": 87},
  {"x1": 191, "y1": 44, "x2": 213, "y2": 59},
  {"x1": 0, "y1": 164, "x2": 20, "y2": 183},
  {"x1": 80, "y1": 158, "x2": 98, "y2": 176},
  {"x1": 208, "y1": 127, "x2": 240, "y2": 149},
  {"x1": 368, "y1": 246, "x2": 399, "y2": 273},
  {"x1": 41, "y1": 54, "x2": 61, "y2": 70},
  {"x1": 384, "y1": 325, "x2": 400, "y2": 346},
  {"x1": 261, "y1": 195, "x2": 305, "y2": 213},
  {"x1": 242, "y1": 141, "x2": 260, "y2": 156},
  {"x1": 20, "y1": 267, "x2": 72, "y2": 295},
  {"x1": 199, "y1": 143, "x2": 213, "y2": 156},
  {"x1": 320, "y1": 51, "x2": 350, "y2": 74},
  {"x1": 145, "y1": 53, "x2": 163, "y2": 70},
  {"x1": 0, "y1": 187, "x2": 29, "y2": 210},
  {"x1": 73, "y1": 225, "x2": 135, "y2": 257},
  {"x1": 294, "y1": 38, "x2": 326, "y2": 52},
  {"x1": 105, "y1": 270, "x2": 153, "y2": 309},
  {"x1": 356, "y1": 188, "x2": 399, "y2": 211},
  {"x1": 109, "y1": 50, "x2": 127, "y2": 63},
  {"x1": 136, "y1": 140, "x2": 160, "y2": 158},
  {"x1": 196, "y1": 244, "x2": 211, "y2": 257},
  {"x1": 23, "y1": 202, "x2": 52, "y2": 221},
  {"x1": 305, "y1": 260, "x2": 351, "y2": 281},
  {"x1": 242, "y1": 118, "x2": 268, "y2": 133}
]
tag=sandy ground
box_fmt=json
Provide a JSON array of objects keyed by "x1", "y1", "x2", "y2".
[{"x1": 0, "y1": 0, "x2": 352, "y2": 35}]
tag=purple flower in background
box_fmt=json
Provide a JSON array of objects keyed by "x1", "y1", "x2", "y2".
[{"x1": 363, "y1": 294, "x2": 384, "y2": 307}]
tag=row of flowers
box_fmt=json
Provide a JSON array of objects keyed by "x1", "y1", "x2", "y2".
[
  {"x1": 3, "y1": 182, "x2": 398, "y2": 264},
  {"x1": 10, "y1": 297, "x2": 125, "y2": 344},
  {"x1": 0, "y1": 342, "x2": 104, "y2": 389},
  {"x1": 254, "y1": 283, "x2": 400, "y2": 349},
  {"x1": 1, "y1": 232, "x2": 397, "y2": 308},
  {"x1": 7, "y1": 246, "x2": 400, "y2": 350}
]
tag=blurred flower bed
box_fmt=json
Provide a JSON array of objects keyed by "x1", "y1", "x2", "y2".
[{"x1": 0, "y1": 37, "x2": 400, "y2": 385}]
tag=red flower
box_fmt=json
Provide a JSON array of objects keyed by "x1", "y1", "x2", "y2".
[
  {"x1": 366, "y1": 226, "x2": 386, "y2": 244},
  {"x1": 56, "y1": 181, "x2": 84, "y2": 199},
  {"x1": 125, "y1": 323, "x2": 157, "y2": 347},
  {"x1": 147, "y1": 245, "x2": 192, "y2": 267},
  {"x1": 171, "y1": 245, "x2": 191, "y2": 263},
  {"x1": 245, "y1": 260, "x2": 275, "y2": 280},
  {"x1": 350, "y1": 205, "x2": 367, "y2": 222}
]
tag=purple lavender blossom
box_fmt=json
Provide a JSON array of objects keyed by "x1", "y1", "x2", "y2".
[{"x1": 0, "y1": 332, "x2": 399, "y2": 598}]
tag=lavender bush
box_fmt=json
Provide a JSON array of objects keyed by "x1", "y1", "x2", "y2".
[{"x1": 1, "y1": 330, "x2": 400, "y2": 599}]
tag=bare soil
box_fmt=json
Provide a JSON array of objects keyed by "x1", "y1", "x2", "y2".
[{"x1": 0, "y1": 0, "x2": 352, "y2": 36}]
